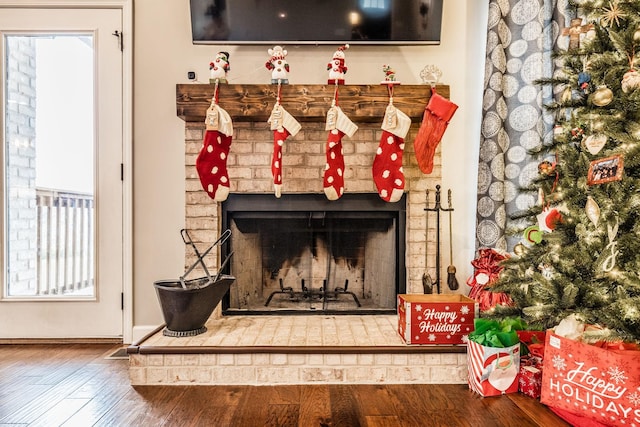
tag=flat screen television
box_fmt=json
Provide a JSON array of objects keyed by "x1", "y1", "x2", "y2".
[{"x1": 189, "y1": 0, "x2": 443, "y2": 45}]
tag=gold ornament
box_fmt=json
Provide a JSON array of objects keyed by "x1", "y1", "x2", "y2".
[
  {"x1": 634, "y1": 27, "x2": 640, "y2": 42},
  {"x1": 586, "y1": 196, "x2": 600, "y2": 227},
  {"x1": 601, "y1": 1, "x2": 626, "y2": 27},
  {"x1": 591, "y1": 120, "x2": 605, "y2": 132},
  {"x1": 626, "y1": 121, "x2": 640, "y2": 139},
  {"x1": 591, "y1": 86, "x2": 613, "y2": 106},
  {"x1": 584, "y1": 134, "x2": 607, "y2": 155}
]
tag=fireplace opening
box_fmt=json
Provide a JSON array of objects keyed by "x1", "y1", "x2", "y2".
[{"x1": 221, "y1": 193, "x2": 406, "y2": 315}]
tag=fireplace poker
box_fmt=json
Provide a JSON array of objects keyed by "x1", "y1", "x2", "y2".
[
  {"x1": 422, "y1": 189, "x2": 434, "y2": 294},
  {"x1": 446, "y1": 189, "x2": 459, "y2": 290}
]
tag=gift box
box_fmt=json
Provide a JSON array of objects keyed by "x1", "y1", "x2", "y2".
[
  {"x1": 540, "y1": 331, "x2": 640, "y2": 427},
  {"x1": 468, "y1": 339, "x2": 520, "y2": 396},
  {"x1": 519, "y1": 365, "x2": 542, "y2": 398},
  {"x1": 397, "y1": 294, "x2": 477, "y2": 344}
]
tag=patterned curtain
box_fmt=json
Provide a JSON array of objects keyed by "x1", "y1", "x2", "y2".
[{"x1": 475, "y1": 0, "x2": 573, "y2": 251}]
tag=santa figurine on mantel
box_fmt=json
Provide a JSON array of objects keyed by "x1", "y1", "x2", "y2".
[{"x1": 327, "y1": 44, "x2": 349, "y2": 85}]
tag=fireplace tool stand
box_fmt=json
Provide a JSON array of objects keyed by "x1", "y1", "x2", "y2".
[{"x1": 424, "y1": 185, "x2": 455, "y2": 294}]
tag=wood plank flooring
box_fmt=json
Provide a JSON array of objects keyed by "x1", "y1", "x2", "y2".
[{"x1": 0, "y1": 344, "x2": 570, "y2": 427}]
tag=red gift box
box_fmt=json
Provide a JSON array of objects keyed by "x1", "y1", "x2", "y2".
[
  {"x1": 540, "y1": 331, "x2": 640, "y2": 427},
  {"x1": 519, "y1": 365, "x2": 542, "y2": 398},
  {"x1": 397, "y1": 294, "x2": 477, "y2": 344}
]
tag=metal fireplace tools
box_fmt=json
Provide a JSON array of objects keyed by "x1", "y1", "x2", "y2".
[{"x1": 423, "y1": 184, "x2": 459, "y2": 294}]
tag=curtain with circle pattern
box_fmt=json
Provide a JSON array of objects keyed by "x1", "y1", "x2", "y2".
[{"x1": 475, "y1": 0, "x2": 573, "y2": 252}]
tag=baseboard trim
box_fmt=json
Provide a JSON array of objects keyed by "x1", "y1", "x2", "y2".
[
  {"x1": 131, "y1": 325, "x2": 163, "y2": 345},
  {"x1": 0, "y1": 337, "x2": 122, "y2": 345}
]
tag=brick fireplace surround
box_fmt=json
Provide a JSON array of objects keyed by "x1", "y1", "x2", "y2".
[{"x1": 128, "y1": 84, "x2": 469, "y2": 385}]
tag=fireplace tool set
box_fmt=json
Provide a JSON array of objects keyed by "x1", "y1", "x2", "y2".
[
  {"x1": 423, "y1": 184, "x2": 459, "y2": 294},
  {"x1": 153, "y1": 229, "x2": 235, "y2": 337}
]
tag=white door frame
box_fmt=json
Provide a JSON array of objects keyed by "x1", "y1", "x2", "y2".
[{"x1": 0, "y1": 0, "x2": 133, "y2": 343}]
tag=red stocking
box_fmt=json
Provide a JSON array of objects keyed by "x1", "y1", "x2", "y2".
[
  {"x1": 323, "y1": 105, "x2": 357, "y2": 201},
  {"x1": 414, "y1": 87, "x2": 458, "y2": 174},
  {"x1": 196, "y1": 104, "x2": 233, "y2": 202},
  {"x1": 269, "y1": 104, "x2": 301, "y2": 198},
  {"x1": 324, "y1": 129, "x2": 346, "y2": 200},
  {"x1": 272, "y1": 128, "x2": 290, "y2": 198},
  {"x1": 372, "y1": 105, "x2": 411, "y2": 203}
]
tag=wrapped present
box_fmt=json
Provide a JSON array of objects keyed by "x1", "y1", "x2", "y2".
[
  {"x1": 517, "y1": 330, "x2": 546, "y2": 358},
  {"x1": 519, "y1": 365, "x2": 542, "y2": 398},
  {"x1": 466, "y1": 248, "x2": 513, "y2": 311}
]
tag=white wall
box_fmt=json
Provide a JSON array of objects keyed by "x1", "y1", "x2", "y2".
[{"x1": 132, "y1": 0, "x2": 489, "y2": 339}]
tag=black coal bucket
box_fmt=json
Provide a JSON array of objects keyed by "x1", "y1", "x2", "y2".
[
  {"x1": 154, "y1": 275, "x2": 235, "y2": 337},
  {"x1": 154, "y1": 229, "x2": 234, "y2": 337}
]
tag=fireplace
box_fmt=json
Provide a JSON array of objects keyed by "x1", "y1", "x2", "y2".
[
  {"x1": 179, "y1": 84, "x2": 448, "y2": 316},
  {"x1": 220, "y1": 193, "x2": 405, "y2": 314}
]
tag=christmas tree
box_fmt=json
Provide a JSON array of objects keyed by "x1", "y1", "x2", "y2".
[{"x1": 487, "y1": 0, "x2": 640, "y2": 344}]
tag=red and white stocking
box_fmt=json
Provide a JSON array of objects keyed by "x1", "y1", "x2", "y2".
[
  {"x1": 268, "y1": 104, "x2": 301, "y2": 198},
  {"x1": 414, "y1": 87, "x2": 458, "y2": 174},
  {"x1": 196, "y1": 104, "x2": 234, "y2": 202},
  {"x1": 372, "y1": 104, "x2": 411, "y2": 203},
  {"x1": 323, "y1": 105, "x2": 357, "y2": 201}
]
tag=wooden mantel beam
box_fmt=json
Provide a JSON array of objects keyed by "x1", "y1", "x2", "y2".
[{"x1": 176, "y1": 84, "x2": 449, "y2": 123}]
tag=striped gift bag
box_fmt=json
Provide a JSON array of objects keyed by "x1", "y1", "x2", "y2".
[{"x1": 468, "y1": 339, "x2": 520, "y2": 397}]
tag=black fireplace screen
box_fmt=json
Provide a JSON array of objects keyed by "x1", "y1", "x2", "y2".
[{"x1": 220, "y1": 193, "x2": 406, "y2": 314}]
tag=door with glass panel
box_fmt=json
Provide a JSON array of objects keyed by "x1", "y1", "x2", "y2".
[{"x1": 0, "y1": 7, "x2": 123, "y2": 338}]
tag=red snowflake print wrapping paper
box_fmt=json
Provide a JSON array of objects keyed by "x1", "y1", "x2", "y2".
[
  {"x1": 519, "y1": 365, "x2": 543, "y2": 399},
  {"x1": 540, "y1": 331, "x2": 640, "y2": 427}
]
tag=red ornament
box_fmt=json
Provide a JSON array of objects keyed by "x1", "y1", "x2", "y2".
[{"x1": 544, "y1": 208, "x2": 563, "y2": 230}]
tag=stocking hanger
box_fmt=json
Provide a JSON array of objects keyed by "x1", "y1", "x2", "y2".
[
  {"x1": 420, "y1": 64, "x2": 442, "y2": 88},
  {"x1": 212, "y1": 80, "x2": 220, "y2": 105},
  {"x1": 386, "y1": 83, "x2": 394, "y2": 104},
  {"x1": 276, "y1": 79, "x2": 283, "y2": 105},
  {"x1": 332, "y1": 80, "x2": 339, "y2": 107}
]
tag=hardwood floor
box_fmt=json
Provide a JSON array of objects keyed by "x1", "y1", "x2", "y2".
[{"x1": 0, "y1": 344, "x2": 570, "y2": 427}]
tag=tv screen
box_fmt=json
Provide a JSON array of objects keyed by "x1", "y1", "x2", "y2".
[{"x1": 189, "y1": 0, "x2": 443, "y2": 45}]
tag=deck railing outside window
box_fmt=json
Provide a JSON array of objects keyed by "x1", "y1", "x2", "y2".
[{"x1": 35, "y1": 188, "x2": 94, "y2": 296}]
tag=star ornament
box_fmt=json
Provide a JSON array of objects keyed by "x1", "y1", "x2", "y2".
[{"x1": 601, "y1": 1, "x2": 626, "y2": 28}]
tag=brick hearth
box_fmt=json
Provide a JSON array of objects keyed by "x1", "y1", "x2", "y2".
[{"x1": 128, "y1": 315, "x2": 467, "y2": 385}]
